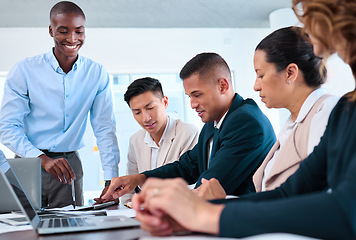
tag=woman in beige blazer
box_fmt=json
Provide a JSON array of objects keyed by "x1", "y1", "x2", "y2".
[{"x1": 252, "y1": 26, "x2": 340, "y2": 192}]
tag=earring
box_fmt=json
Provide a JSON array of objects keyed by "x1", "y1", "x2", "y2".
[{"x1": 288, "y1": 79, "x2": 292, "y2": 85}]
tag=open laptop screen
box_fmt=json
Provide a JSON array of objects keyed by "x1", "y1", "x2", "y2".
[
  {"x1": 0, "y1": 157, "x2": 41, "y2": 213},
  {"x1": 0, "y1": 159, "x2": 38, "y2": 224},
  {"x1": 1, "y1": 155, "x2": 140, "y2": 235}
]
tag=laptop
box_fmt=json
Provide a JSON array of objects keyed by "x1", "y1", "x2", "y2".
[
  {"x1": 0, "y1": 158, "x2": 140, "y2": 235},
  {"x1": 0, "y1": 157, "x2": 41, "y2": 213}
]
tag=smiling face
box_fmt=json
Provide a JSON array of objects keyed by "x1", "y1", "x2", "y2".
[
  {"x1": 183, "y1": 73, "x2": 228, "y2": 123},
  {"x1": 253, "y1": 50, "x2": 290, "y2": 109},
  {"x1": 49, "y1": 12, "x2": 85, "y2": 63},
  {"x1": 129, "y1": 91, "x2": 168, "y2": 142}
]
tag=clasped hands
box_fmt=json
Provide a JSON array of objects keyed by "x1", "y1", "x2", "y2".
[
  {"x1": 131, "y1": 178, "x2": 225, "y2": 236},
  {"x1": 101, "y1": 176, "x2": 226, "y2": 236}
]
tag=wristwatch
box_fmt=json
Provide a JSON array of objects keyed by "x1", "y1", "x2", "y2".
[{"x1": 105, "y1": 180, "x2": 111, "y2": 186}]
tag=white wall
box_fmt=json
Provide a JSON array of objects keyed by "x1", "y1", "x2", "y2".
[
  {"x1": 0, "y1": 26, "x2": 354, "y2": 198},
  {"x1": 0, "y1": 27, "x2": 279, "y2": 131}
]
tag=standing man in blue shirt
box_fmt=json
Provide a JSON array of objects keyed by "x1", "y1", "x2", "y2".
[{"x1": 0, "y1": 1, "x2": 120, "y2": 208}]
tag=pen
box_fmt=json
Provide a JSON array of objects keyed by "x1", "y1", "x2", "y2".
[
  {"x1": 124, "y1": 203, "x2": 132, "y2": 209},
  {"x1": 134, "y1": 185, "x2": 141, "y2": 193},
  {"x1": 71, "y1": 179, "x2": 76, "y2": 209}
]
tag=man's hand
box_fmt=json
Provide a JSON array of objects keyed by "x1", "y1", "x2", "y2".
[
  {"x1": 39, "y1": 154, "x2": 75, "y2": 183},
  {"x1": 93, "y1": 185, "x2": 120, "y2": 205},
  {"x1": 193, "y1": 178, "x2": 226, "y2": 200},
  {"x1": 102, "y1": 174, "x2": 146, "y2": 201}
]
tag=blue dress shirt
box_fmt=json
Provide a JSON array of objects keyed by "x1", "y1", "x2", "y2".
[
  {"x1": 0, "y1": 150, "x2": 10, "y2": 173},
  {"x1": 0, "y1": 49, "x2": 120, "y2": 179}
]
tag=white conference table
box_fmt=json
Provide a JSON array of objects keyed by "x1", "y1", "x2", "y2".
[{"x1": 0, "y1": 204, "x2": 319, "y2": 240}]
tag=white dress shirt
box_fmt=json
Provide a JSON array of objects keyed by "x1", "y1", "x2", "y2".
[
  {"x1": 144, "y1": 116, "x2": 171, "y2": 169},
  {"x1": 207, "y1": 111, "x2": 228, "y2": 168}
]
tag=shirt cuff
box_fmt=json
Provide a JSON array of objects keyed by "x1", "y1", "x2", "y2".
[
  {"x1": 103, "y1": 168, "x2": 119, "y2": 179},
  {"x1": 25, "y1": 148, "x2": 44, "y2": 158}
]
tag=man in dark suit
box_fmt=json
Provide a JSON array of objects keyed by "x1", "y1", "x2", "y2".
[{"x1": 102, "y1": 52, "x2": 276, "y2": 201}]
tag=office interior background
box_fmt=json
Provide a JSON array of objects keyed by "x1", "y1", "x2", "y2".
[{"x1": 0, "y1": 0, "x2": 354, "y2": 204}]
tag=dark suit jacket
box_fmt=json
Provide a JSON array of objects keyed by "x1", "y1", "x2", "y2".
[
  {"x1": 143, "y1": 93, "x2": 276, "y2": 195},
  {"x1": 218, "y1": 95, "x2": 356, "y2": 239}
]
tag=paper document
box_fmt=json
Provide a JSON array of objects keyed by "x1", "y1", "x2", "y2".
[
  {"x1": 106, "y1": 204, "x2": 136, "y2": 218},
  {"x1": 0, "y1": 213, "x2": 32, "y2": 234}
]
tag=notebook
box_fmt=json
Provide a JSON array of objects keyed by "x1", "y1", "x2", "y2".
[
  {"x1": 0, "y1": 158, "x2": 140, "y2": 235},
  {"x1": 0, "y1": 157, "x2": 41, "y2": 213}
]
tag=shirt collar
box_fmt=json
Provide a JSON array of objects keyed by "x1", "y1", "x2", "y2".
[
  {"x1": 45, "y1": 48, "x2": 81, "y2": 74},
  {"x1": 294, "y1": 88, "x2": 327, "y2": 124},
  {"x1": 214, "y1": 110, "x2": 228, "y2": 129},
  {"x1": 144, "y1": 116, "x2": 171, "y2": 148}
]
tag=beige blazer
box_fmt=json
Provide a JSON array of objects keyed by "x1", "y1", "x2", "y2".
[
  {"x1": 253, "y1": 95, "x2": 330, "y2": 192},
  {"x1": 122, "y1": 118, "x2": 199, "y2": 203}
]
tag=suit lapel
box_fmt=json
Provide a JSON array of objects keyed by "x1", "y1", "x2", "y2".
[
  {"x1": 140, "y1": 144, "x2": 152, "y2": 171},
  {"x1": 253, "y1": 140, "x2": 280, "y2": 191},
  {"x1": 210, "y1": 127, "x2": 220, "y2": 160},
  {"x1": 157, "y1": 120, "x2": 177, "y2": 166},
  {"x1": 202, "y1": 123, "x2": 216, "y2": 170},
  {"x1": 266, "y1": 127, "x2": 303, "y2": 182}
]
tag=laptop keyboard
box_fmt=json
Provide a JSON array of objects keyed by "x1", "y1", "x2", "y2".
[{"x1": 39, "y1": 217, "x2": 95, "y2": 228}]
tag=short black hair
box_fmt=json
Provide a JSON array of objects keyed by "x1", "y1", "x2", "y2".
[
  {"x1": 255, "y1": 26, "x2": 326, "y2": 87},
  {"x1": 124, "y1": 77, "x2": 164, "y2": 106},
  {"x1": 50, "y1": 1, "x2": 85, "y2": 20},
  {"x1": 179, "y1": 52, "x2": 231, "y2": 81}
]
